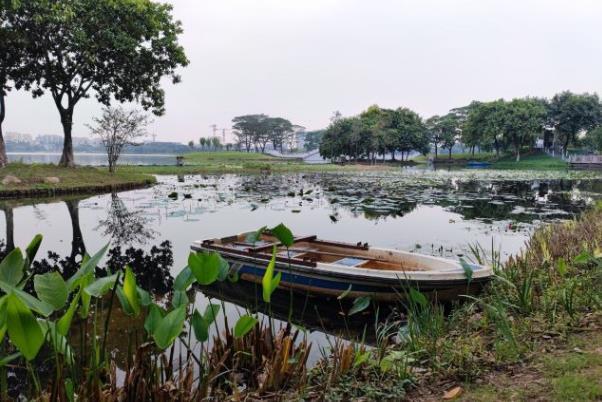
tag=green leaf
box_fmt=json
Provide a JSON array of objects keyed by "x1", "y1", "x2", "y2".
[
  {"x1": 234, "y1": 314, "x2": 258, "y2": 338},
  {"x1": 459, "y1": 258, "x2": 474, "y2": 283},
  {"x1": 337, "y1": 284, "x2": 353, "y2": 300},
  {"x1": 0, "y1": 352, "x2": 20, "y2": 368},
  {"x1": 172, "y1": 289, "x2": 189, "y2": 309},
  {"x1": 65, "y1": 378, "x2": 74, "y2": 402},
  {"x1": 203, "y1": 303, "x2": 221, "y2": 324},
  {"x1": 188, "y1": 252, "x2": 221, "y2": 285},
  {"x1": 5, "y1": 292, "x2": 44, "y2": 361},
  {"x1": 191, "y1": 309, "x2": 209, "y2": 342},
  {"x1": 78, "y1": 272, "x2": 94, "y2": 318},
  {"x1": 116, "y1": 286, "x2": 135, "y2": 316},
  {"x1": 245, "y1": 226, "x2": 267, "y2": 244},
  {"x1": 173, "y1": 266, "x2": 195, "y2": 291},
  {"x1": 39, "y1": 320, "x2": 74, "y2": 366},
  {"x1": 24, "y1": 234, "x2": 43, "y2": 269},
  {"x1": 349, "y1": 296, "x2": 371, "y2": 316},
  {"x1": 34, "y1": 272, "x2": 68, "y2": 310},
  {"x1": 271, "y1": 223, "x2": 294, "y2": 247},
  {"x1": 84, "y1": 273, "x2": 118, "y2": 298},
  {"x1": 57, "y1": 293, "x2": 80, "y2": 336},
  {"x1": 67, "y1": 243, "x2": 109, "y2": 290},
  {"x1": 144, "y1": 303, "x2": 165, "y2": 335},
  {"x1": 0, "y1": 248, "x2": 24, "y2": 287},
  {"x1": 152, "y1": 305, "x2": 186, "y2": 350},
  {"x1": 409, "y1": 288, "x2": 427, "y2": 308},
  {"x1": 137, "y1": 286, "x2": 152, "y2": 306},
  {"x1": 0, "y1": 281, "x2": 53, "y2": 317},
  {"x1": 262, "y1": 246, "x2": 281, "y2": 303},
  {"x1": 123, "y1": 266, "x2": 141, "y2": 316}
]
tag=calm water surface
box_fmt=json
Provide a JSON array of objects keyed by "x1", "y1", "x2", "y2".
[{"x1": 2, "y1": 170, "x2": 602, "y2": 364}]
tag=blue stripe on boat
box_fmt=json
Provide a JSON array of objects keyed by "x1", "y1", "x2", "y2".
[{"x1": 238, "y1": 264, "x2": 392, "y2": 293}]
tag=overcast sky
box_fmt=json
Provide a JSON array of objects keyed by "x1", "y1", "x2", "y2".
[{"x1": 5, "y1": 0, "x2": 602, "y2": 143}]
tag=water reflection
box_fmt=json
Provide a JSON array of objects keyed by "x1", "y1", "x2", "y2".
[{"x1": 96, "y1": 193, "x2": 156, "y2": 246}]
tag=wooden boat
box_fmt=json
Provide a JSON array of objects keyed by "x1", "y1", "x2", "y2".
[{"x1": 191, "y1": 232, "x2": 493, "y2": 302}]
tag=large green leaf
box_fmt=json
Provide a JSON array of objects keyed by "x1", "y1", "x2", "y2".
[
  {"x1": 116, "y1": 286, "x2": 135, "y2": 316},
  {"x1": 24, "y1": 234, "x2": 43, "y2": 270},
  {"x1": 0, "y1": 248, "x2": 24, "y2": 287},
  {"x1": 5, "y1": 293, "x2": 44, "y2": 361},
  {"x1": 84, "y1": 273, "x2": 118, "y2": 298},
  {"x1": 34, "y1": 272, "x2": 69, "y2": 310},
  {"x1": 188, "y1": 252, "x2": 221, "y2": 285},
  {"x1": 173, "y1": 266, "x2": 194, "y2": 291},
  {"x1": 191, "y1": 303, "x2": 220, "y2": 343},
  {"x1": 123, "y1": 266, "x2": 141, "y2": 316},
  {"x1": 78, "y1": 272, "x2": 94, "y2": 318},
  {"x1": 67, "y1": 243, "x2": 109, "y2": 290},
  {"x1": 144, "y1": 303, "x2": 165, "y2": 334},
  {"x1": 152, "y1": 305, "x2": 187, "y2": 350},
  {"x1": 57, "y1": 293, "x2": 80, "y2": 336},
  {"x1": 234, "y1": 314, "x2": 258, "y2": 338},
  {"x1": 245, "y1": 226, "x2": 267, "y2": 244},
  {"x1": 409, "y1": 288, "x2": 427, "y2": 308},
  {"x1": 262, "y1": 246, "x2": 281, "y2": 303},
  {"x1": 271, "y1": 223, "x2": 294, "y2": 247},
  {"x1": 171, "y1": 289, "x2": 189, "y2": 309},
  {"x1": 0, "y1": 281, "x2": 53, "y2": 317}
]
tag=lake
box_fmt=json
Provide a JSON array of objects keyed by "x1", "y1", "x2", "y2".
[{"x1": 2, "y1": 169, "x2": 601, "y2": 365}]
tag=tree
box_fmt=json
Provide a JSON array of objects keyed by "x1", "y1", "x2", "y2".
[
  {"x1": 585, "y1": 126, "x2": 602, "y2": 153},
  {"x1": 210, "y1": 136, "x2": 221, "y2": 150},
  {"x1": 199, "y1": 137, "x2": 207, "y2": 150},
  {"x1": 267, "y1": 117, "x2": 294, "y2": 152},
  {"x1": 188, "y1": 140, "x2": 195, "y2": 149},
  {"x1": 8, "y1": 0, "x2": 188, "y2": 167},
  {"x1": 232, "y1": 114, "x2": 268, "y2": 152},
  {"x1": 548, "y1": 91, "x2": 601, "y2": 156},
  {"x1": 499, "y1": 98, "x2": 546, "y2": 162},
  {"x1": 304, "y1": 130, "x2": 325, "y2": 151},
  {"x1": 390, "y1": 107, "x2": 427, "y2": 161},
  {"x1": 87, "y1": 107, "x2": 150, "y2": 173},
  {"x1": 0, "y1": 1, "x2": 34, "y2": 167}
]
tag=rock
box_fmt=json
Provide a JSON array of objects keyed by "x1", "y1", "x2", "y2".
[
  {"x1": 2, "y1": 175, "x2": 21, "y2": 185},
  {"x1": 443, "y1": 386, "x2": 463, "y2": 400},
  {"x1": 44, "y1": 176, "x2": 60, "y2": 184}
]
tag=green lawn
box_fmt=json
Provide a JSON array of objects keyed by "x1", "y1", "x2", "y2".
[
  {"x1": 123, "y1": 151, "x2": 396, "y2": 175},
  {"x1": 492, "y1": 152, "x2": 568, "y2": 170},
  {"x1": 413, "y1": 152, "x2": 495, "y2": 163},
  {"x1": 0, "y1": 163, "x2": 155, "y2": 197}
]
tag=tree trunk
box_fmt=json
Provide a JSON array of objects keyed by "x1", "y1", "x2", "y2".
[
  {"x1": 448, "y1": 148, "x2": 452, "y2": 160},
  {"x1": 59, "y1": 108, "x2": 76, "y2": 167},
  {"x1": 434, "y1": 143, "x2": 438, "y2": 160},
  {"x1": 65, "y1": 199, "x2": 86, "y2": 261},
  {"x1": 2, "y1": 206, "x2": 14, "y2": 252},
  {"x1": 0, "y1": 93, "x2": 7, "y2": 167},
  {"x1": 515, "y1": 145, "x2": 521, "y2": 162}
]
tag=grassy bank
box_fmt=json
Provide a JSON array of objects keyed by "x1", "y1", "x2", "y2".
[
  {"x1": 0, "y1": 163, "x2": 156, "y2": 198},
  {"x1": 125, "y1": 151, "x2": 396, "y2": 175},
  {"x1": 492, "y1": 152, "x2": 568, "y2": 170}
]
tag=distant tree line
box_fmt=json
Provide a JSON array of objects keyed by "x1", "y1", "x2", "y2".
[
  {"x1": 319, "y1": 91, "x2": 602, "y2": 162},
  {"x1": 232, "y1": 114, "x2": 295, "y2": 153}
]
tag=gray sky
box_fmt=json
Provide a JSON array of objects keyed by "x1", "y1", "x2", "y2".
[{"x1": 5, "y1": 0, "x2": 602, "y2": 143}]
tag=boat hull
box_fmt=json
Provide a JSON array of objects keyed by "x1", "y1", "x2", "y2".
[{"x1": 193, "y1": 245, "x2": 489, "y2": 302}]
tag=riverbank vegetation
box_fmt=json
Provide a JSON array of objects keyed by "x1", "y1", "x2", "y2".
[
  {"x1": 0, "y1": 203, "x2": 600, "y2": 400},
  {"x1": 0, "y1": 163, "x2": 155, "y2": 198}
]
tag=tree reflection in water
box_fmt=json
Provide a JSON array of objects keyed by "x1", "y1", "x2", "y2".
[{"x1": 95, "y1": 192, "x2": 156, "y2": 246}]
